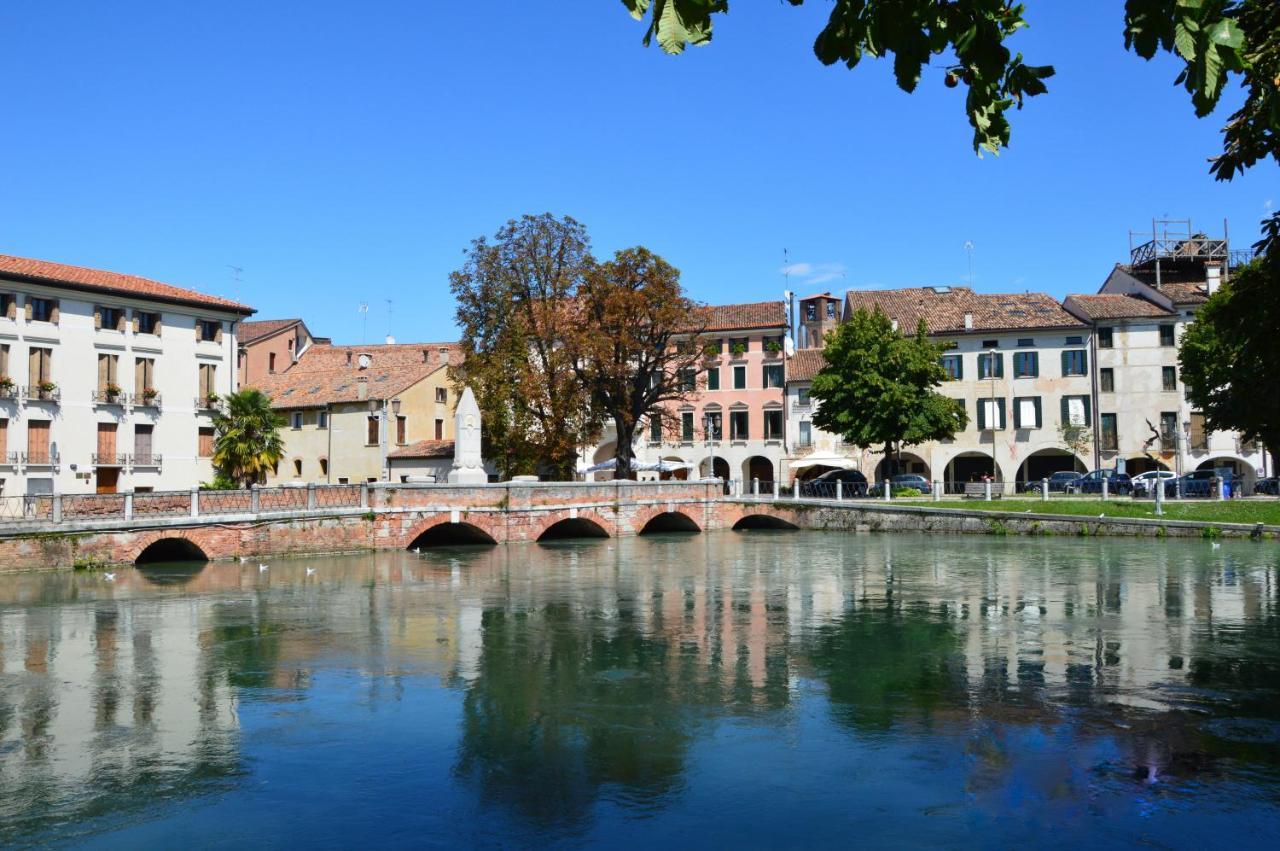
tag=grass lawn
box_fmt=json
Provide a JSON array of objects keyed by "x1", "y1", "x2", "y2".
[{"x1": 913, "y1": 497, "x2": 1280, "y2": 526}]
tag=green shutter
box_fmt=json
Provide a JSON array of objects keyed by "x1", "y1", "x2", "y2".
[
  {"x1": 707, "y1": 369, "x2": 719, "y2": 391},
  {"x1": 995, "y1": 353, "x2": 1004, "y2": 378},
  {"x1": 1060, "y1": 395, "x2": 1069, "y2": 426},
  {"x1": 997, "y1": 398, "x2": 1006, "y2": 429},
  {"x1": 956, "y1": 356, "x2": 963, "y2": 380},
  {"x1": 1083, "y1": 396, "x2": 1091, "y2": 425},
  {"x1": 1013, "y1": 397, "x2": 1022, "y2": 429},
  {"x1": 1033, "y1": 397, "x2": 1042, "y2": 429},
  {"x1": 977, "y1": 400, "x2": 987, "y2": 430},
  {"x1": 1061, "y1": 351, "x2": 1069, "y2": 376},
  {"x1": 1029, "y1": 352, "x2": 1038, "y2": 377}
]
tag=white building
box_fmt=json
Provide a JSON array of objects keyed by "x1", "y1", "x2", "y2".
[{"x1": 0, "y1": 254, "x2": 252, "y2": 496}]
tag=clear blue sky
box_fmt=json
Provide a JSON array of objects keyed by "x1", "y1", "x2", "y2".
[{"x1": 2, "y1": 2, "x2": 1273, "y2": 344}]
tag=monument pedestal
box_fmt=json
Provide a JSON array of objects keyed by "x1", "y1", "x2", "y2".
[{"x1": 448, "y1": 386, "x2": 488, "y2": 484}]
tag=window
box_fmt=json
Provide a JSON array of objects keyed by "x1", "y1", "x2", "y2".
[
  {"x1": 1099, "y1": 413, "x2": 1118, "y2": 450},
  {"x1": 135, "y1": 358, "x2": 155, "y2": 397},
  {"x1": 0, "y1": 418, "x2": 7, "y2": 457},
  {"x1": 1189, "y1": 412, "x2": 1208, "y2": 450},
  {"x1": 729, "y1": 410, "x2": 749, "y2": 440},
  {"x1": 28, "y1": 297, "x2": 57, "y2": 323},
  {"x1": 1162, "y1": 366, "x2": 1177, "y2": 391},
  {"x1": 762, "y1": 363, "x2": 784, "y2": 388},
  {"x1": 705, "y1": 411, "x2": 722, "y2": 440},
  {"x1": 706, "y1": 367, "x2": 720, "y2": 391},
  {"x1": 1098, "y1": 327, "x2": 1113, "y2": 349},
  {"x1": 0, "y1": 293, "x2": 14, "y2": 320},
  {"x1": 434, "y1": 418, "x2": 444, "y2": 440},
  {"x1": 1017, "y1": 338, "x2": 1034, "y2": 347},
  {"x1": 977, "y1": 352, "x2": 1003, "y2": 379},
  {"x1": 268, "y1": 352, "x2": 277, "y2": 374},
  {"x1": 317, "y1": 411, "x2": 329, "y2": 429},
  {"x1": 198, "y1": 363, "x2": 217, "y2": 399},
  {"x1": 1013, "y1": 396, "x2": 1042, "y2": 429},
  {"x1": 798, "y1": 421, "x2": 812, "y2": 446},
  {"x1": 367, "y1": 416, "x2": 379, "y2": 445},
  {"x1": 396, "y1": 415, "x2": 407, "y2": 445},
  {"x1": 96, "y1": 353, "x2": 119, "y2": 393},
  {"x1": 320, "y1": 458, "x2": 329, "y2": 477},
  {"x1": 729, "y1": 337, "x2": 749, "y2": 356},
  {"x1": 1100, "y1": 367, "x2": 1114, "y2": 392},
  {"x1": 1012, "y1": 351, "x2": 1039, "y2": 378},
  {"x1": 26, "y1": 420, "x2": 51, "y2": 463},
  {"x1": 1061, "y1": 350, "x2": 1087, "y2": 376},
  {"x1": 649, "y1": 414, "x2": 662, "y2": 442},
  {"x1": 294, "y1": 459, "x2": 303, "y2": 477},
  {"x1": 97, "y1": 306, "x2": 125, "y2": 332},
  {"x1": 338, "y1": 477, "x2": 349, "y2": 485},
  {"x1": 1061, "y1": 395, "x2": 1091, "y2": 427},
  {"x1": 681, "y1": 411, "x2": 694, "y2": 442},
  {"x1": 679, "y1": 368, "x2": 697, "y2": 392},
  {"x1": 1159, "y1": 324, "x2": 1175, "y2": 347},
  {"x1": 197, "y1": 319, "x2": 222, "y2": 342},
  {"x1": 435, "y1": 387, "x2": 447, "y2": 403},
  {"x1": 135, "y1": 310, "x2": 160, "y2": 335},
  {"x1": 733, "y1": 365, "x2": 746, "y2": 390},
  {"x1": 291, "y1": 412, "x2": 303, "y2": 429},
  {"x1": 977, "y1": 398, "x2": 1006, "y2": 430},
  {"x1": 797, "y1": 387, "x2": 811, "y2": 406},
  {"x1": 1160, "y1": 412, "x2": 1178, "y2": 450},
  {"x1": 1065, "y1": 335, "x2": 1083, "y2": 346},
  {"x1": 764, "y1": 409, "x2": 783, "y2": 439},
  {"x1": 805, "y1": 303, "x2": 816, "y2": 321},
  {"x1": 28, "y1": 347, "x2": 52, "y2": 387},
  {"x1": 198, "y1": 427, "x2": 215, "y2": 457},
  {"x1": 825, "y1": 301, "x2": 836, "y2": 318},
  {"x1": 940, "y1": 355, "x2": 962, "y2": 381},
  {"x1": 982, "y1": 340, "x2": 999, "y2": 349},
  {"x1": 134, "y1": 424, "x2": 154, "y2": 464}
]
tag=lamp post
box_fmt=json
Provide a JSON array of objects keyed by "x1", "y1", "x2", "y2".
[{"x1": 986, "y1": 347, "x2": 999, "y2": 484}]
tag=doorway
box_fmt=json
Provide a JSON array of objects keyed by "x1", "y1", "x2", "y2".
[{"x1": 96, "y1": 468, "x2": 119, "y2": 494}]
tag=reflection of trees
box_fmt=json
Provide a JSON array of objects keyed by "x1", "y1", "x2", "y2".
[{"x1": 804, "y1": 603, "x2": 967, "y2": 731}]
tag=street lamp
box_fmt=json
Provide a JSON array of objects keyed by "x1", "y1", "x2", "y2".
[{"x1": 985, "y1": 347, "x2": 999, "y2": 483}]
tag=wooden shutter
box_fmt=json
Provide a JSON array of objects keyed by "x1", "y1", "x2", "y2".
[
  {"x1": 28, "y1": 349, "x2": 40, "y2": 386},
  {"x1": 97, "y1": 354, "x2": 109, "y2": 391},
  {"x1": 135, "y1": 358, "x2": 145, "y2": 390},
  {"x1": 0, "y1": 418, "x2": 7, "y2": 457},
  {"x1": 97, "y1": 423, "x2": 117, "y2": 457},
  {"x1": 49, "y1": 300, "x2": 59, "y2": 324},
  {"x1": 93, "y1": 307, "x2": 103, "y2": 329},
  {"x1": 27, "y1": 421, "x2": 49, "y2": 460},
  {"x1": 131, "y1": 311, "x2": 140, "y2": 333},
  {"x1": 134, "y1": 424, "x2": 153, "y2": 458},
  {"x1": 198, "y1": 426, "x2": 215, "y2": 457},
  {"x1": 1190, "y1": 413, "x2": 1207, "y2": 450},
  {"x1": 214, "y1": 322, "x2": 223, "y2": 343},
  {"x1": 4, "y1": 296, "x2": 14, "y2": 320},
  {"x1": 0, "y1": 344, "x2": 7, "y2": 377}
]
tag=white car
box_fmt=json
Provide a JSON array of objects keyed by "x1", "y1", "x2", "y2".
[{"x1": 1130, "y1": 470, "x2": 1177, "y2": 496}]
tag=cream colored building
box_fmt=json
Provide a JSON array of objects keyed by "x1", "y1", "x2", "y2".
[
  {"x1": 254, "y1": 342, "x2": 457, "y2": 484},
  {"x1": 0, "y1": 253, "x2": 251, "y2": 496}
]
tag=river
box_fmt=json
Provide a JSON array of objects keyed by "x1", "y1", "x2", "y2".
[{"x1": 1, "y1": 531, "x2": 1278, "y2": 847}]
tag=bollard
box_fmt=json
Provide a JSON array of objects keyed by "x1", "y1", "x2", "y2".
[
  {"x1": 792, "y1": 479, "x2": 800, "y2": 501},
  {"x1": 1041, "y1": 478, "x2": 1049, "y2": 501},
  {"x1": 190, "y1": 487, "x2": 200, "y2": 518},
  {"x1": 307, "y1": 483, "x2": 317, "y2": 510},
  {"x1": 1216, "y1": 476, "x2": 1225, "y2": 501},
  {"x1": 984, "y1": 480, "x2": 991, "y2": 501},
  {"x1": 51, "y1": 493, "x2": 62, "y2": 523},
  {"x1": 933, "y1": 481, "x2": 941, "y2": 502},
  {"x1": 883, "y1": 480, "x2": 891, "y2": 502},
  {"x1": 752, "y1": 477, "x2": 759, "y2": 497},
  {"x1": 124, "y1": 492, "x2": 134, "y2": 521},
  {"x1": 1101, "y1": 477, "x2": 1108, "y2": 501},
  {"x1": 359, "y1": 482, "x2": 369, "y2": 509},
  {"x1": 251, "y1": 485, "x2": 261, "y2": 514},
  {"x1": 1155, "y1": 474, "x2": 1165, "y2": 515},
  {"x1": 836, "y1": 480, "x2": 843, "y2": 501}
]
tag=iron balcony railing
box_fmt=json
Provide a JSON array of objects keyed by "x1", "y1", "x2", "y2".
[
  {"x1": 24, "y1": 451, "x2": 60, "y2": 466},
  {"x1": 132, "y1": 391, "x2": 162, "y2": 408},
  {"x1": 91, "y1": 452, "x2": 128, "y2": 466},
  {"x1": 91, "y1": 389, "x2": 126, "y2": 405},
  {"x1": 0, "y1": 384, "x2": 20, "y2": 401},
  {"x1": 26, "y1": 386, "x2": 61, "y2": 403},
  {"x1": 130, "y1": 453, "x2": 163, "y2": 467}
]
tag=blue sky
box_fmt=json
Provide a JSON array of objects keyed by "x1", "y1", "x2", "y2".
[{"x1": 2, "y1": 2, "x2": 1273, "y2": 344}]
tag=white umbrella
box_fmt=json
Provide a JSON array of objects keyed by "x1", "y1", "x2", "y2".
[{"x1": 789, "y1": 452, "x2": 857, "y2": 471}]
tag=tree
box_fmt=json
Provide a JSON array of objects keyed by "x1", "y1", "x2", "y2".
[
  {"x1": 570, "y1": 247, "x2": 710, "y2": 479},
  {"x1": 1058, "y1": 420, "x2": 1092, "y2": 467},
  {"x1": 212, "y1": 389, "x2": 285, "y2": 488},
  {"x1": 1178, "y1": 254, "x2": 1280, "y2": 470},
  {"x1": 622, "y1": 1, "x2": 1280, "y2": 251},
  {"x1": 450, "y1": 214, "x2": 600, "y2": 480},
  {"x1": 810, "y1": 309, "x2": 967, "y2": 476}
]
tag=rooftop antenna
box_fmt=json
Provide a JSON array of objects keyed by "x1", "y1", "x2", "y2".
[
  {"x1": 385, "y1": 299, "x2": 395, "y2": 345},
  {"x1": 963, "y1": 241, "x2": 975, "y2": 287},
  {"x1": 358, "y1": 302, "x2": 369, "y2": 344},
  {"x1": 227, "y1": 265, "x2": 243, "y2": 304}
]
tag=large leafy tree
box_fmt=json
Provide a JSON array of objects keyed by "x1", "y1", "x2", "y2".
[
  {"x1": 212, "y1": 389, "x2": 286, "y2": 487},
  {"x1": 570, "y1": 247, "x2": 710, "y2": 479},
  {"x1": 622, "y1": 0, "x2": 1280, "y2": 251},
  {"x1": 1178, "y1": 254, "x2": 1280, "y2": 470},
  {"x1": 810, "y1": 308, "x2": 966, "y2": 474},
  {"x1": 450, "y1": 214, "x2": 600, "y2": 480}
]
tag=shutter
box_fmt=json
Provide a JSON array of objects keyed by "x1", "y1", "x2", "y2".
[
  {"x1": 49, "y1": 300, "x2": 59, "y2": 324},
  {"x1": 1013, "y1": 397, "x2": 1021, "y2": 429},
  {"x1": 4, "y1": 297, "x2": 14, "y2": 320},
  {"x1": 995, "y1": 354, "x2": 1004, "y2": 378},
  {"x1": 956, "y1": 356, "x2": 963, "y2": 381},
  {"x1": 27, "y1": 421, "x2": 49, "y2": 459},
  {"x1": 28, "y1": 349, "x2": 40, "y2": 386},
  {"x1": 977, "y1": 400, "x2": 987, "y2": 430},
  {"x1": 997, "y1": 399, "x2": 1006, "y2": 430},
  {"x1": 1033, "y1": 397, "x2": 1042, "y2": 429},
  {"x1": 154, "y1": 315, "x2": 162, "y2": 334},
  {"x1": 109, "y1": 355, "x2": 118, "y2": 385},
  {"x1": 94, "y1": 307, "x2": 102, "y2": 329},
  {"x1": 0, "y1": 418, "x2": 6, "y2": 456},
  {"x1": 1029, "y1": 352, "x2": 1038, "y2": 377},
  {"x1": 1080, "y1": 350, "x2": 1088, "y2": 373},
  {"x1": 97, "y1": 354, "x2": 108, "y2": 390},
  {"x1": 1082, "y1": 396, "x2": 1091, "y2": 425},
  {"x1": 1061, "y1": 351, "x2": 1069, "y2": 376},
  {"x1": 135, "y1": 358, "x2": 145, "y2": 390},
  {"x1": 1061, "y1": 396, "x2": 1069, "y2": 426},
  {"x1": 24, "y1": 300, "x2": 32, "y2": 321},
  {"x1": 132, "y1": 311, "x2": 139, "y2": 333},
  {"x1": 215, "y1": 322, "x2": 224, "y2": 344}
]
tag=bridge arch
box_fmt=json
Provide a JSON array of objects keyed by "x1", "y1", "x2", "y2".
[
  {"x1": 131, "y1": 533, "x2": 212, "y2": 565},
  {"x1": 637, "y1": 509, "x2": 701, "y2": 534},
  {"x1": 533, "y1": 508, "x2": 614, "y2": 542},
  {"x1": 403, "y1": 512, "x2": 503, "y2": 549},
  {"x1": 732, "y1": 513, "x2": 800, "y2": 531}
]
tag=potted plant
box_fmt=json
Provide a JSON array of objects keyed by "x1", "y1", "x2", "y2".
[
  {"x1": 0, "y1": 374, "x2": 13, "y2": 396},
  {"x1": 104, "y1": 382, "x2": 122, "y2": 402},
  {"x1": 142, "y1": 386, "x2": 158, "y2": 403},
  {"x1": 205, "y1": 392, "x2": 220, "y2": 408},
  {"x1": 702, "y1": 342, "x2": 721, "y2": 358},
  {"x1": 764, "y1": 339, "x2": 783, "y2": 355},
  {"x1": 730, "y1": 341, "x2": 747, "y2": 357},
  {"x1": 37, "y1": 380, "x2": 57, "y2": 400}
]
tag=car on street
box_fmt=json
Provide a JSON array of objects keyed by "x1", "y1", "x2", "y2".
[
  {"x1": 1031, "y1": 471, "x2": 1083, "y2": 493},
  {"x1": 1076, "y1": 469, "x2": 1133, "y2": 495},
  {"x1": 801, "y1": 468, "x2": 868, "y2": 498},
  {"x1": 1130, "y1": 469, "x2": 1178, "y2": 496},
  {"x1": 1255, "y1": 476, "x2": 1279, "y2": 496},
  {"x1": 872, "y1": 473, "x2": 932, "y2": 495},
  {"x1": 1165, "y1": 469, "x2": 1238, "y2": 497}
]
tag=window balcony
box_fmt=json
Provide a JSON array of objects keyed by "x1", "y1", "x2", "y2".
[
  {"x1": 131, "y1": 453, "x2": 163, "y2": 468},
  {"x1": 25, "y1": 451, "x2": 60, "y2": 467},
  {"x1": 91, "y1": 389, "x2": 126, "y2": 406},
  {"x1": 132, "y1": 391, "x2": 162, "y2": 409},
  {"x1": 0, "y1": 383, "x2": 19, "y2": 401},
  {"x1": 26, "y1": 385, "x2": 60, "y2": 403},
  {"x1": 92, "y1": 452, "x2": 127, "y2": 467},
  {"x1": 1, "y1": 452, "x2": 17, "y2": 467},
  {"x1": 195, "y1": 395, "x2": 221, "y2": 411},
  {"x1": 791, "y1": 400, "x2": 811, "y2": 412}
]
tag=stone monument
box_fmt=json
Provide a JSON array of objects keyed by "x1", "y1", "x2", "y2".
[{"x1": 448, "y1": 386, "x2": 488, "y2": 484}]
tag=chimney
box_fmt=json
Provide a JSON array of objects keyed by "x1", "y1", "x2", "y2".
[
  {"x1": 346, "y1": 351, "x2": 352, "y2": 366},
  {"x1": 1206, "y1": 262, "x2": 1222, "y2": 295},
  {"x1": 438, "y1": 348, "x2": 449, "y2": 365},
  {"x1": 963, "y1": 312, "x2": 974, "y2": 330},
  {"x1": 356, "y1": 377, "x2": 368, "y2": 401},
  {"x1": 422, "y1": 348, "x2": 430, "y2": 363},
  {"x1": 890, "y1": 319, "x2": 899, "y2": 333}
]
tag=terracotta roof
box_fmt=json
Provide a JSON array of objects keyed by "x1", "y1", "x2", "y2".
[
  {"x1": 843, "y1": 287, "x2": 1084, "y2": 335},
  {"x1": 786, "y1": 349, "x2": 826, "y2": 382},
  {"x1": 0, "y1": 253, "x2": 253, "y2": 314},
  {"x1": 1065, "y1": 294, "x2": 1174, "y2": 320},
  {"x1": 389, "y1": 439, "x2": 454, "y2": 460},
  {"x1": 1158, "y1": 281, "x2": 1208, "y2": 305},
  {"x1": 703, "y1": 300, "x2": 788, "y2": 332},
  {"x1": 799, "y1": 291, "x2": 840, "y2": 302},
  {"x1": 252, "y1": 341, "x2": 459, "y2": 409},
  {"x1": 240, "y1": 318, "x2": 302, "y2": 344}
]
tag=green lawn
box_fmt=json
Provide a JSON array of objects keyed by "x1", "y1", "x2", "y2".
[{"x1": 913, "y1": 497, "x2": 1280, "y2": 526}]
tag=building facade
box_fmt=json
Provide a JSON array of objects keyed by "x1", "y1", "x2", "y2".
[
  {"x1": 254, "y1": 342, "x2": 457, "y2": 484},
  {"x1": 0, "y1": 254, "x2": 251, "y2": 496},
  {"x1": 237, "y1": 318, "x2": 317, "y2": 387}
]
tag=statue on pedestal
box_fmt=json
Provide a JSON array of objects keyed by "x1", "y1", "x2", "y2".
[{"x1": 448, "y1": 386, "x2": 488, "y2": 484}]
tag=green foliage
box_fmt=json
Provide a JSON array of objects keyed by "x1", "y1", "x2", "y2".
[
  {"x1": 985, "y1": 518, "x2": 1010, "y2": 536},
  {"x1": 894, "y1": 486, "x2": 923, "y2": 498},
  {"x1": 810, "y1": 309, "x2": 967, "y2": 462},
  {"x1": 212, "y1": 389, "x2": 286, "y2": 488},
  {"x1": 1202, "y1": 525, "x2": 1223, "y2": 540},
  {"x1": 1058, "y1": 420, "x2": 1092, "y2": 463},
  {"x1": 201, "y1": 471, "x2": 240, "y2": 491},
  {"x1": 1179, "y1": 256, "x2": 1280, "y2": 468}
]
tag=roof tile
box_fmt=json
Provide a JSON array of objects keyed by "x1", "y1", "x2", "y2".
[
  {"x1": 253, "y1": 342, "x2": 459, "y2": 409},
  {"x1": 1064, "y1": 294, "x2": 1174, "y2": 320},
  {"x1": 843, "y1": 286, "x2": 1084, "y2": 335},
  {"x1": 388, "y1": 439, "x2": 455, "y2": 460}
]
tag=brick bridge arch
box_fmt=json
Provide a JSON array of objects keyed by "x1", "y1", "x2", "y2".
[
  {"x1": 402, "y1": 511, "x2": 507, "y2": 548},
  {"x1": 719, "y1": 502, "x2": 802, "y2": 531},
  {"x1": 126, "y1": 528, "x2": 223, "y2": 564},
  {"x1": 629, "y1": 504, "x2": 705, "y2": 536},
  {"x1": 527, "y1": 507, "x2": 617, "y2": 542}
]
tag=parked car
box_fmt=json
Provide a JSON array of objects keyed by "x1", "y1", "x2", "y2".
[
  {"x1": 1254, "y1": 476, "x2": 1279, "y2": 496},
  {"x1": 873, "y1": 473, "x2": 932, "y2": 495},
  {"x1": 1165, "y1": 469, "x2": 1233, "y2": 498},
  {"x1": 1076, "y1": 469, "x2": 1132, "y2": 495},
  {"x1": 1130, "y1": 470, "x2": 1178, "y2": 496},
  {"x1": 1031, "y1": 471, "x2": 1083, "y2": 493},
  {"x1": 801, "y1": 468, "x2": 868, "y2": 498}
]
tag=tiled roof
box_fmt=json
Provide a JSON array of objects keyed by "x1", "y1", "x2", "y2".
[
  {"x1": 1065, "y1": 294, "x2": 1174, "y2": 320},
  {"x1": 799, "y1": 291, "x2": 840, "y2": 302},
  {"x1": 0, "y1": 253, "x2": 253, "y2": 314},
  {"x1": 703, "y1": 300, "x2": 788, "y2": 332},
  {"x1": 786, "y1": 349, "x2": 826, "y2": 382},
  {"x1": 253, "y1": 342, "x2": 459, "y2": 409},
  {"x1": 843, "y1": 287, "x2": 1084, "y2": 335},
  {"x1": 389, "y1": 439, "x2": 454, "y2": 460},
  {"x1": 1158, "y1": 281, "x2": 1208, "y2": 305},
  {"x1": 240, "y1": 318, "x2": 302, "y2": 344}
]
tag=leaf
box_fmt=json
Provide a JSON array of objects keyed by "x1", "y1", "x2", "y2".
[
  {"x1": 1174, "y1": 20, "x2": 1196, "y2": 60},
  {"x1": 1209, "y1": 17, "x2": 1243, "y2": 49}
]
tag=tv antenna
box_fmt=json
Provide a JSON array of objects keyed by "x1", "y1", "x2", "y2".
[
  {"x1": 228, "y1": 265, "x2": 243, "y2": 303},
  {"x1": 963, "y1": 241, "x2": 975, "y2": 286},
  {"x1": 358, "y1": 302, "x2": 369, "y2": 344}
]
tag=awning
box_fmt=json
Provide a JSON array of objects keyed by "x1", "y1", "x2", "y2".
[{"x1": 788, "y1": 452, "x2": 858, "y2": 471}]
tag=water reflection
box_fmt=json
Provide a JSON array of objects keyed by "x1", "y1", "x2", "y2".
[{"x1": 1, "y1": 533, "x2": 1278, "y2": 845}]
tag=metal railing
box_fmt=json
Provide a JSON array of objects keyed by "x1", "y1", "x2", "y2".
[
  {"x1": 90, "y1": 389, "x2": 126, "y2": 405},
  {"x1": 26, "y1": 387, "x2": 60, "y2": 403},
  {"x1": 91, "y1": 452, "x2": 127, "y2": 466},
  {"x1": 0, "y1": 384, "x2": 20, "y2": 401},
  {"x1": 131, "y1": 391, "x2": 162, "y2": 408},
  {"x1": 24, "y1": 451, "x2": 60, "y2": 466},
  {"x1": 131, "y1": 453, "x2": 163, "y2": 467}
]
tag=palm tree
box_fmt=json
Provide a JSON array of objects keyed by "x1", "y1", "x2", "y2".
[{"x1": 212, "y1": 389, "x2": 285, "y2": 487}]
